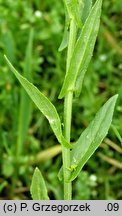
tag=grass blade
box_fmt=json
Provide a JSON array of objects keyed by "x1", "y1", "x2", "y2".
[
  {"x1": 111, "y1": 124, "x2": 122, "y2": 145},
  {"x1": 59, "y1": 0, "x2": 102, "y2": 99},
  {"x1": 30, "y1": 167, "x2": 49, "y2": 200},
  {"x1": 4, "y1": 56, "x2": 72, "y2": 149},
  {"x1": 2, "y1": 30, "x2": 15, "y2": 63},
  {"x1": 69, "y1": 95, "x2": 118, "y2": 181},
  {"x1": 17, "y1": 29, "x2": 34, "y2": 157}
]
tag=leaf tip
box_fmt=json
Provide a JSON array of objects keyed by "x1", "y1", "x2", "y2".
[
  {"x1": 110, "y1": 94, "x2": 118, "y2": 105},
  {"x1": 68, "y1": 171, "x2": 77, "y2": 182},
  {"x1": 4, "y1": 55, "x2": 14, "y2": 73},
  {"x1": 58, "y1": 91, "x2": 64, "y2": 99},
  {"x1": 30, "y1": 167, "x2": 49, "y2": 200},
  {"x1": 114, "y1": 94, "x2": 118, "y2": 99}
]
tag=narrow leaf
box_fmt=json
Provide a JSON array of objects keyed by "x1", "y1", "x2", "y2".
[
  {"x1": 59, "y1": 0, "x2": 102, "y2": 99},
  {"x1": 58, "y1": 8, "x2": 69, "y2": 52},
  {"x1": 30, "y1": 167, "x2": 49, "y2": 200},
  {"x1": 111, "y1": 124, "x2": 122, "y2": 145},
  {"x1": 58, "y1": 26, "x2": 69, "y2": 52},
  {"x1": 4, "y1": 56, "x2": 72, "y2": 149},
  {"x1": 58, "y1": 166, "x2": 63, "y2": 181},
  {"x1": 81, "y1": 0, "x2": 92, "y2": 24},
  {"x1": 17, "y1": 29, "x2": 34, "y2": 156},
  {"x1": 2, "y1": 30, "x2": 15, "y2": 63},
  {"x1": 69, "y1": 95, "x2": 118, "y2": 181},
  {"x1": 63, "y1": 0, "x2": 82, "y2": 28}
]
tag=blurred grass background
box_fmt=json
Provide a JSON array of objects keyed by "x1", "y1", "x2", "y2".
[{"x1": 0, "y1": 0, "x2": 122, "y2": 199}]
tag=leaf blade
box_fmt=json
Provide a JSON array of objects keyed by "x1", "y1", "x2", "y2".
[
  {"x1": 58, "y1": 25, "x2": 69, "y2": 52},
  {"x1": 17, "y1": 29, "x2": 34, "y2": 156},
  {"x1": 30, "y1": 167, "x2": 49, "y2": 200},
  {"x1": 81, "y1": 0, "x2": 92, "y2": 24},
  {"x1": 63, "y1": 0, "x2": 82, "y2": 28},
  {"x1": 58, "y1": 6, "x2": 69, "y2": 52},
  {"x1": 59, "y1": 0, "x2": 102, "y2": 99},
  {"x1": 69, "y1": 95, "x2": 118, "y2": 181},
  {"x1": 4, "y1": 56, "x2": 72, "y2": 149}
]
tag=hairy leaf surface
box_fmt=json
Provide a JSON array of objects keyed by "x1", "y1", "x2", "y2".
[{"x1": 69, "y1": 95, "x2": 118, "y2": 181}]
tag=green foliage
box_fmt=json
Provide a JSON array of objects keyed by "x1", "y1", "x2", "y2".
[
  {"x1": 17, "y1": 29, "x2": 34, "y2": 157},
  {"x1": 70, "y1": 95, "x2": 118, "y2": 181},
  {"x1": 30, "y1": 167, "x2": 49, "y2": 200},
  {"x1": 4, "y1": 56, "x2": 72, "y2": 149},
  {"x1": 63, "y1": 0, "x2": 82, "y2": 28},
  {"x1": 81, "y1": 0, "x2": 92, "y2": 24},
  {"x1": 0, "y1": 0, "x2": 121, "y2": 200},
  {"x1": 111, "y1": 124, "x2": 122, "y2": 145},
  {"x1": 73, "y1": 171, "x2": 97, "y2": 200},
  {"x1": 58, "y1": 21, "x2": 69, "y2": 51},
  {"x1": 59, "y1": 0, "x2": 102, "y2": 99}
]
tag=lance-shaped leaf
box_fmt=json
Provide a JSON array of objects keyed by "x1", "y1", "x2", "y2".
[
  {"x1": 58, "y1": 166, "x2": 63, "y2": 181},
  {"x1": 59, "y1": 0, "x2": 102, "y2": 99},
  {"x1": 69, "y1": 95, "x2": 118, "y2": 181},
  {"x1": 58, "y1": 25, "x2": 69, "y2": 52},
  {"x1": 59, "y1": 0, "x2": 93, "y2": 59},
  {"x1": 30, "y1": 167, "x2": 49, "y2": 200},
  {"x1": 4, "y1": 56, "x2": 72, "y2": 149},
  {"x1": 81, "y1": 0, "x2": 92, "y2": 24},
  {"x1": 58, "y1": 7, "x2": 69, "y2": 52}
]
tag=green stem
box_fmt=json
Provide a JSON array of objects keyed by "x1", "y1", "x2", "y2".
[
  {"x1": 66, "y1": 19, "x2": 77, "y2": 71},
  {"x1": 62, "y1": 91, "x2": 73, "y2": 200},
  {"x1": 62, "y1": 19, "x2": 77, "y2": 200}
]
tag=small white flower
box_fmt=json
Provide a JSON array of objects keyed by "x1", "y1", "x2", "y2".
[
  {"x1": 35, "y1": 10, "x2": 42, "y2": 18},
  {"x1": 89, "y1": 174, "x2": 97, "y2": 182},
  {"x1": 99, "y1": 54, "x2": 107, "y2": 62}
]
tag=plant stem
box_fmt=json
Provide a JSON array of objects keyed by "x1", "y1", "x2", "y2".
[
  {"x1": 62, "y1": 19, "x2": 77, "y2": 200},
  {"x1": 62, "y1": 91, "x2": 73, "y2": 200},
  {"x1": 66, "y1": 19, "x2": 77, "y2": 71}
]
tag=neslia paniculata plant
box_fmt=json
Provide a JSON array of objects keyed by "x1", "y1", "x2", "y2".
[{"x1": 4, "y1": 0, "x2": 118, "y2": 200}]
